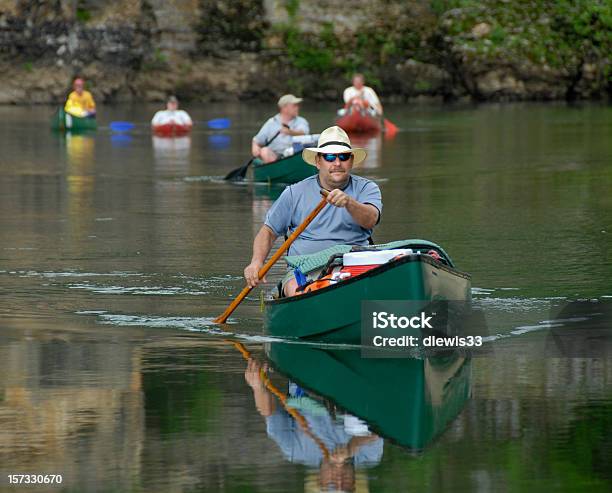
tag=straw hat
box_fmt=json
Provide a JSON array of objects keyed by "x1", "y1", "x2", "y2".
[{"x1": 302, "y1": 126, "x2": 367, "y2": 166}]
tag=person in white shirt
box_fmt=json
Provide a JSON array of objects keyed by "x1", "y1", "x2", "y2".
[
  {"x1": 342, "y1": 74, "x2": 383, "y2": 117},
  {"x1": 151, "y1": 95, "x2": 193, "y2": 127}
]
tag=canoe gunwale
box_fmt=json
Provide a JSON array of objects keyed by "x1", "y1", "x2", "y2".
[
  {"x1": 265, "y1": 253, "x2": 471, "y2": 307},
  {"x1": 252, "y1": 152, "x2": 315, "y2": 184},
  {"x1": 252, "y1": 152, "x2": 308, "y2": 170}
]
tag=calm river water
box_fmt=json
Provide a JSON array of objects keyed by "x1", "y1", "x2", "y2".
[{"x1": 0, "y1": 102, "x2": 611, "y2": 492}]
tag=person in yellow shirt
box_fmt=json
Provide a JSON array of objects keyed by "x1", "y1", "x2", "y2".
[{"x1": 64, "y1": 78, "x2": 96, "y2": 118}]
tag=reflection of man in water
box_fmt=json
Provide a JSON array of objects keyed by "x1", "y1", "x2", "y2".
[{"x1": 245, "y1": 359, "x2": 383, "y2": 492}]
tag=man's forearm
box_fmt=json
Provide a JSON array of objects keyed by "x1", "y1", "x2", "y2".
[
  {"x1": 251, "y1": 226, "x2": 277, "y2": 264},
  {"x1": 252, "y1": 140, "x2": 261, "y2": 157},
  {"x1": 346, "y1": 198, "x2": 379, "y2": 230},
  {"x1": 253, "y1": 386, "x2": 276, "y2": 417}
]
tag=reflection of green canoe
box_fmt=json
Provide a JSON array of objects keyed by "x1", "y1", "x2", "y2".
[
  {"x1": 266, "y1": 343, "x2": 471, "y2": 451},
  {"x1": 265, "y1": 242, "x2": 471, "y2": 343},
  {"x1": 51, "y1": 107, "x2": 97, "y2": 132},
  {"x1": 252, "y1": 153, "x2": 316, "y2": 184}
]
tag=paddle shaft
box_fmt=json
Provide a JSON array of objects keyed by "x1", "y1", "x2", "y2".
[{"x1": 214, "y1": 191, "x2": 329, "y2": 323}]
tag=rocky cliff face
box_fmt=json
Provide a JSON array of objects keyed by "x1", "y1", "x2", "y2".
[{"x1": 0, "y1": 0, "x2": 610, "y2": 103}]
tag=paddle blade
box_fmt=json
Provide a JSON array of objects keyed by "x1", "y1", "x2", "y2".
[
  {"x1": 224, "y1": 158, "x2": 254, "y2": 181},
  {"x1": 224, "y1": 165, "x2": 248, "y2": 181},
  {"x1": 208, "y1": 118, "x2": 231, "y2": 130},
  {"x1": 384, "y1": 118, "x2": 398, "y2": 137},
  {"x1": 110, "y1": 121, "x2": 135, "y2": 133}
]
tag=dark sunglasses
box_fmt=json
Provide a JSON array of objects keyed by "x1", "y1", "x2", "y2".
[{"x1": 319, "y1": 153, "x2": 352, "y2": 162}]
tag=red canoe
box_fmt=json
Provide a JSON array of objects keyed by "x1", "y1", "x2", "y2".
[
  {"x1": 336, "y1": 108, "x2": 382, "y2": 134},
  {"x1": 152, "y1": 122, "x2": 192, "y2": 137}
]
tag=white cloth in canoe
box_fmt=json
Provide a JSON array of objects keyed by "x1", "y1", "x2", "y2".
[{"x1": 151, "y1": 109, "x2": 193, "y2": 126}]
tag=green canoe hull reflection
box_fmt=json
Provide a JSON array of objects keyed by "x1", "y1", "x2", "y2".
[
  {"x1": 252, "y1": 153, "x2": 316, "y2": 184},
  {"x1": 264, "y1": 254, "x2": 472, "y2": 343},
  {"x1": 266, "y1": 343, "x2": 471, "y2": 451},
  {"x1": 51, "y1": 107, "x2": 97, "y2": 132}
]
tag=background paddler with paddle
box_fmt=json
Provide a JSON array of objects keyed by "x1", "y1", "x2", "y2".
[
  {"x1": 251, "y1": 94, "x2": 310, "y2": 163},
  {"x1": 246, "y1": 126, "x2": 382, "y2": 295},
  {"x1": 214, "y1": 126, "x2": 382, "y2": 323}
]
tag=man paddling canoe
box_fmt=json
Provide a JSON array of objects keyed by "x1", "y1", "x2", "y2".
[
  {"x1": 64, "y1": 77, "x2": 96, "y2": 118},
  {"x1": 341, "y1": 73, "x2": 383, "y2": 117},
  {"x1": 151, "y1": 95, "x2": 193, "y2": 135},
  {"x1": 244, "y1": 126, "x2": 382, "y2": 297},
  {"x1": 252, "y1": 94, "x2": 310, "y2": 163}
]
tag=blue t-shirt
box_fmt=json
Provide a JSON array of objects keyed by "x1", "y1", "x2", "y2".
[{"x1": 264, "y1": 175, "x2": 382, "y2": 256}]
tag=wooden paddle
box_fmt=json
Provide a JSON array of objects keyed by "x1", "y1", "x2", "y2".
[
  {"x1": 224, "y1": 130, "x2": 282, "y2": 181},
  {"x1": 214, "y1": 190, "x2": 329, "y2": 323}
]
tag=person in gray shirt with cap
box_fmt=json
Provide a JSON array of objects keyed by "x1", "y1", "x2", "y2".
[{"x1": 251, "y1": 94, "x2": 310, "y2": 163}]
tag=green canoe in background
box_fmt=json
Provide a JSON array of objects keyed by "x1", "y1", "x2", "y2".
[
  {"x1": 266, "y1": 343, "x2": 472, "y2": 451},
  {"x1": 252, "y1": 153, "x2": 316, "y2": 184},
  {"x1": 265, "y1": 242, "x2": 472, "y2": 343},
  {"x1": 51, "y1": 107, "x2": 97, "y2": 132}
]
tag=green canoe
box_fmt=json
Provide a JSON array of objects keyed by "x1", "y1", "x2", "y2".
[
  {"x1": 252, "y1": 152, "x2": 316, "y2": 184},
  {"x1": 266, "y1": 343, "x2": 471, "y2": 451},
  {"x1": 264, "y1": 241, "x2": 471, "y2": 343},
  {"x1": 51, "y1": 107, "x2": 97, "y2": 132}
]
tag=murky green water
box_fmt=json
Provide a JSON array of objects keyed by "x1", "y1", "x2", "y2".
[{"x1": 1, "y1": 102, "x2": 611, "y2": 492}]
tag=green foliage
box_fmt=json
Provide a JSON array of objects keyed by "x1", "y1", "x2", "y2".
[
  {"x1": 438, "y1": 0, "x2": 612, "y2": 77},
  {"x1": 285, "y1": 0, "x2": 300, "y2": 19},
  {"x1": 285, "y1": 26, "x2": 334, "y2": 72},
  {"x1": 415, "y1": 80, "x2": 432, "y2": 92},
  {"x1": 490, "y1": 25, "x2": 507, "y2": 45},
  {"x1": 280, "y1": 4, "x2": 434, "y2": 82},
  {"x1": 76, "y1": 7, "x2": 91, "y2": 23},
  {"x1": 23, "y1": 61, "x2": 33, "y2": 72}
]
